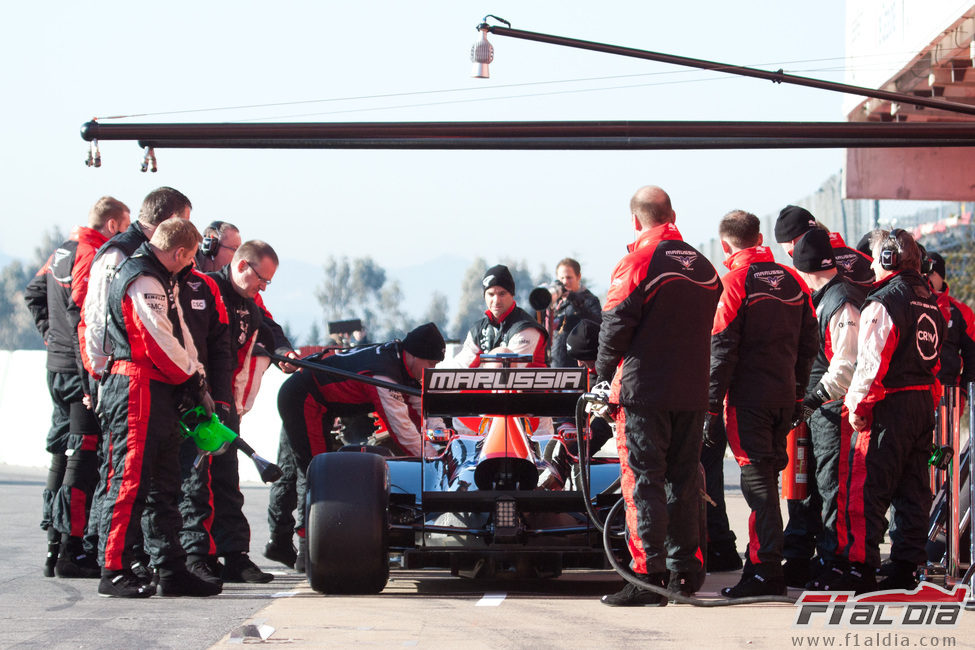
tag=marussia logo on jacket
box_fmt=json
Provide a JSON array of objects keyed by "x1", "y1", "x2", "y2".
[
  {"x1": 665, "y1": 250, "x2": 698, "y2": 270},
  {"x1": 754, "y1": 269, "x2": 786, "y2": 289}
]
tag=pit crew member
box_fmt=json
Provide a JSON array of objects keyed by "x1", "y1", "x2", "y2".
[
  {"x1": 709, "y1": 209, "x2": 817, "y2": 598},
  {"x1": 200, "y1": 240, "x2": 296, "y2": 584},
  {"x1": 781, "y1": 229, "x2": 865, "y2": 589},
  {"x1": 824, "y1": 229, "x2": 945, "y2": 593},
  {"x1": 596, "y1": 185, "x2": 722, "y2": 606},
  {"x1": 96, "y1": 218, "x2": 220, "y2": 598},
  {"x1": 23, "y1": 196, "x2": 130, "y2": 578},
  {"x1": 443, "y1": 264, "x2": 548, "y2": 368}
]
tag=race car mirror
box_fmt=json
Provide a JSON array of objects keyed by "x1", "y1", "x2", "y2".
[{"x1": 422, "y1": 367, "x2": 587, "y2": 417}]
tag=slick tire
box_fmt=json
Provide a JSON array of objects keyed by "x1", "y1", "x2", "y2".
[{"x1": 305, "y1": 452, "x2": 389, "y2": 594}]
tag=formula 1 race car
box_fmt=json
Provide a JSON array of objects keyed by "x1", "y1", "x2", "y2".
[{"x1": 302, "y1": 358, "x2": 626, "y2": 594}]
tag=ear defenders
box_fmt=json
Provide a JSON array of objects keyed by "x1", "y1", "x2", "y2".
[
  {"x1": 200, "y1": 220, "x2": 226, "y2": 258},
  {"x1": 880, "y1": 228, "x2": 905, "y2": 271}
]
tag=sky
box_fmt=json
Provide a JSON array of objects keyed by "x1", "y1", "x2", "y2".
[{"x1": 1, "y1": 0, "x2": 925, "y2": 333}]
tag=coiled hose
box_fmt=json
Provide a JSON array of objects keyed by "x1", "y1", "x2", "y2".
[{"x1": 575, "y1": 394, "x2": 797, "y2": 606}]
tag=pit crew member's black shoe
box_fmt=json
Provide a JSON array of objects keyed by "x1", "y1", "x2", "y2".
[
  {"x1": 55, "y1": 550, "x2": 101, "y2": 578},
  {"x1": 783, "y1": 558, "x2": 811, "y2": 588},
  {"x1": 810, "y1": 561, "x2": 876, "y2": 594},
  {"x1": 130, "y1": 559, "x2": 153, "y2": 585},
  {"x1": 98, "y1": 569, "x2": 156, "y2": 598},
  {"x1": 264, "y1": 538, "x2": 297, "y2": 569},
  {"x1": 158, "y1": 567, "x2": 223, "y2": 597},
  {"x1": 707, "y1": 539, "x2": 743, "y2": 572},
  {"x1": 601, "y1": 572, "x2": 668, "y2": 607},
  {"x1": 187, "y1": 556, "x2": 224, "y2": 587},
  {"x1": 720, "y1": 572, "x2": 787, "y2": 598},
  {"x1": 876, "y1": 560, "x2": 918, "y2": 591},
  {"x1": 222, "y1": 553, "x2": 274, "y2": 584}
]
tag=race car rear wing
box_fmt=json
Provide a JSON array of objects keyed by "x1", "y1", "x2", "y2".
[{"x1": 421, "y1": 367, "x2": 587, "y2": 417}]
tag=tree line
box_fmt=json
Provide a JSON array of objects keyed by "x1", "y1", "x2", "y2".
[{"x1": 0, "y1": 230, "x2": 553, "y2": 350}]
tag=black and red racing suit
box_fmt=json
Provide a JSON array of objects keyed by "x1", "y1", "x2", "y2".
[
  {"x1": 709, "y1": 245, "x2": 818, "y2": 576},
  {"x1": 279, "y1": 341, "x2": 426, "y2": 534},
  {"x1": 96, "y1": 243, "x2": 203, "y2": 572},
  {"x1": 596, "y1": 222, "x2": 722, "y2": 576},
  {"x1": 839, "y1": 270, "x2": 945, "y2": 569},
  {"x1": 24, "y1": 227, "x2": 108, "y2": 548}
]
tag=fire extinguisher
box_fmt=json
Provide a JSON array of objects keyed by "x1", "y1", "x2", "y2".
[{"x1": 781, "y1": 421, "x2": 810, "y2": 500}]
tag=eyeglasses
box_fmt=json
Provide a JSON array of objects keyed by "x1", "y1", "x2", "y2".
[
  {"x1": 247, "y1": 261, "x2": 272, "y2": 286},
  {"x1": 218, "y1": 243, "x2": 239, "y2": 253}
]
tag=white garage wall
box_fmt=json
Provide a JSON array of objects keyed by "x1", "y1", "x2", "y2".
[{"x1": 0, "y1": 350, "x2": 288, "y2": 484}]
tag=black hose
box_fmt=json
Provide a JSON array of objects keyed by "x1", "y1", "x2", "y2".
[
  {"x1": 576, "y1": 395, "x2": 610, "y2": 534},
  {"x1": 602, "y1": 498, "x2": 797, "y2": 606}
]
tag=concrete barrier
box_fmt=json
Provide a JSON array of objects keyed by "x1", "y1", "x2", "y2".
[{"x1": 0, "y1": 350, "x2": 287, "y2": 483}]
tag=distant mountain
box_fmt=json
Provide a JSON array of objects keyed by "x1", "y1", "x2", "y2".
[
  {"x1": 387, "y1": 254, "x2": 472, "y2": 320},
  {"x1": 266, "y1": 254, "x2": 472, "y2": 345}
]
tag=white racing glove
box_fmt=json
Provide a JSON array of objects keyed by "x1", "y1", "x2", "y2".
[{"x1": 584, "y1": 381, "x2": 616, "y2": 422}]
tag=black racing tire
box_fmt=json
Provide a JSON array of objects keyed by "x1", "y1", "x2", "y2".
[{"x1": 305, "y1": 452, "x2": 389, "y2": 594}]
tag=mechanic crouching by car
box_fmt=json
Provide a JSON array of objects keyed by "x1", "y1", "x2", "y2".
[
  {"x1": 276, "y1": 322, "x2": 446, "y2": 569},
  {"x1": 596, "y1": 185, "x2": 722, "y2": 606}
]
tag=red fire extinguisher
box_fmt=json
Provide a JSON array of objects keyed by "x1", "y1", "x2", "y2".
[{"x1": 782, "y1": 421, "x2": 810, "y2": 500}]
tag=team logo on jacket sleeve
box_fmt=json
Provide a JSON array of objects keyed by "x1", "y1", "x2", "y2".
[
  {"x1": 143, "y1": 293, "x2": 166, "y2": 312},
  {"x1": 916, "y1": 312, "x2": 940, "y2": 361}
]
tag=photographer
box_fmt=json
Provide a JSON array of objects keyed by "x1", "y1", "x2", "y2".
[{"x1": 549, "y1": 258, "x2": 601, "y2": 368}]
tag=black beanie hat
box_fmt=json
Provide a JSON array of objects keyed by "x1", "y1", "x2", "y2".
[
  {"x1": 566, "y1": 319, "x2": 600, "y2": 362},
  {"x1": 482, "y1": 264, "x2": 516, "y2": 295},
  {"x1": 792, "y1": 229, "x2": 836, "y2": 272},
  {"x1": 402, "y1": 322, "x2": 446, "y2": 361},
  {"x1": 855, "y1": 232, "x2": 874, "y2": 258},
  {"x1": 775, "y1": 205, "x2": 818, "y2": 243},
  {"x1": 927, "y1": 251, "x2": 946, "y2": 280}
]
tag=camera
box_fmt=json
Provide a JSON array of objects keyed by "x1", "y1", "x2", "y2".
[{"x1": 528, "y1": 280, "x2": 565, "y2": 312}]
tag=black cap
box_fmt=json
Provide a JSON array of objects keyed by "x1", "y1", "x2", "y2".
[
  {"x1": 775, "y1": 205, "x2": 818, "y2": 243},
  {"x1": 792, "y1": 229, "x2": 836, "y2": 272},
  {"x1": 566, "y1": 319, "x2": 600, "y2": 362},
  {"x1": 927, "y1": 251, "x2": 946, "y2": 280},
  {"x1": 482, "y1": 264, "x2": 516, "y2": 295},
  {"x1": 855, "y1": 233, "x2": 874, "y2": 258},
  {"x1": 402, "y1": 322, "x2": 446, "y2": 361}
]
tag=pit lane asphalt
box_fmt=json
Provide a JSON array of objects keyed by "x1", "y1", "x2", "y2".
[
  {"x1": 4, "y1": 462, "x2": 973, "y2": 649},
  {"x1": 0, "y1": 464, "x2": 297, "y2": 649}
]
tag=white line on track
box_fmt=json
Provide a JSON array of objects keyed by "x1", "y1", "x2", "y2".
[{"x1": 475, "y1": 592, "x2": 507, "y2": 606}]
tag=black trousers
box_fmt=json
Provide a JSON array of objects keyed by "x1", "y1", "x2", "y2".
[
  {"x1": 267, "y1": 427, "x2": 299, "y2": 541},
  {"x1": 51, "y1": 400, "x2": 102, "y2": 540},
  {"x1": 837, "y1": 391, "x2": 933, "y2": 569},
  {"x1": 278, "y1": 374, "x2": 339, "y2": 532},
  {"x1": 700, "y1": 415, "x2": 738, "y2": 548},
  {"x1": 42, "y1": 371, "x2": 85, "y2": 532},
  {"x1": 725, "y1": 405, "x2": 791, "y2": 574},
  {"x1": 97, "y1": 374, "x2": 185, "y2": 572},
  {"x1": 615, "y1": 404, "x2": 704, "y2": 575},
  {"x1": 179, "y1": 410, "x2": 250, "y2": 558},
  {"x1": 784, "y1": 400, "x2": 844, "y2": 561}
]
